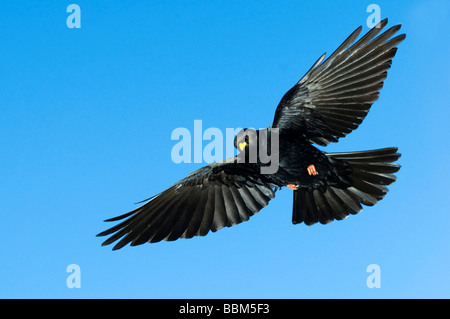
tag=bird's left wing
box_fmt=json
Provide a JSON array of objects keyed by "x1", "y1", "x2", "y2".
[
  {"x1": 272, "y1": 18, "x2": 405, "y2": 146},
  {"x1": 97, "y1": 158, "x2": 278, "y2": 250}
]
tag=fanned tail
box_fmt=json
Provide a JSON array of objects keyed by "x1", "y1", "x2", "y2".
[{"x1": 292, "y1": 147, "x2": 400, "y2": 225}]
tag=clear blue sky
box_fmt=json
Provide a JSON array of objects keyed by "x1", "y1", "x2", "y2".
[{"x1": 1, "y1": 0, "x2": 449, "y2": 298}]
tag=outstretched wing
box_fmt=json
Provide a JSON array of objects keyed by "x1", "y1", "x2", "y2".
[
  {"x1": 272, "y1": 19, "x2": 406, "y2": 146},
  {"x1": 97, "y1": 158, "x2": 277, "y2": 250}
]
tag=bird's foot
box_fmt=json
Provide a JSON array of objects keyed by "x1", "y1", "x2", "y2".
[
  {"x1": 286, "y1": 184, "x2": 299, "y2": 190},
  {"x1": 307, "y1": 164, "x2": 319, "y2": 176}
]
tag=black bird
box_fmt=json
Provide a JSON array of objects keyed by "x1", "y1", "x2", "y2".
[{"x1": 98, "y1": 19, "x2": 405, "y2": 250}]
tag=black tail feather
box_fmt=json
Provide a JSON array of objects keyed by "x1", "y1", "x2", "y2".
[{"x1": 292, "y1": 147, "x2": 400, "y2": 225}]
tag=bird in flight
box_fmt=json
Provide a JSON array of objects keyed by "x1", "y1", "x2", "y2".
[{"x1": 98, "y1": 18, "x2": 405, "y2": 250}]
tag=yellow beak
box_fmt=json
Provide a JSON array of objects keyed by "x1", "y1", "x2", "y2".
[{"x1": 239, "y1": 142, "x2": 247, "y2": 151}]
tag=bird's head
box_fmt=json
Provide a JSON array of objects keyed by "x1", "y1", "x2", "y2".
[{"x1": 234, "y1": 128, "x2": 258, "y2": 152}]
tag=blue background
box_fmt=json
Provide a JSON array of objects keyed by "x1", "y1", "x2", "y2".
[{"x1": 1, "y1": 0, "x2": 449, "y2": 298}]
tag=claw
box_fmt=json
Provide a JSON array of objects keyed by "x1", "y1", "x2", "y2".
[
  {"x1": 286, "y1": 184, "x2": 299, "y2": 190},
  {"x1": 307, "y1": 164, "x2": 318, "y2": 176}
]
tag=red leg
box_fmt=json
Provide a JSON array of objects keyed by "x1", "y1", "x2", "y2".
[{"x1": 307, "y1": 164, "x2": 318, "y2": 176}]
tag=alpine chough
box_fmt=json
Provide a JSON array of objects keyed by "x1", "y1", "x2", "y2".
[{"x1": 98, "y1": 19, "x2": 405, "y2": 249}]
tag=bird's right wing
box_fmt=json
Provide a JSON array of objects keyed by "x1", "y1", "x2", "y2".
[
  {"x1": 97, "y1": 157, "x2": 278, "y2": 250},
  {"x1": 272, "y1": 19, "x2": 406, "y2": 146}
]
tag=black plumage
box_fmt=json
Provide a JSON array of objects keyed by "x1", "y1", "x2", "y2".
[{"x1": 97, "y1": 19, "x2": 405, "y2": 250}]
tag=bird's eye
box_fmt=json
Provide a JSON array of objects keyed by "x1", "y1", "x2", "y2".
[{"x1": 239, "y1": 141, "x2": 248, "y2": 151}]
